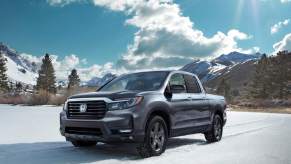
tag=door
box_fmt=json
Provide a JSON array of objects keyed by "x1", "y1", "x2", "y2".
[
  {"x1": 183, "y1": 74, "x2": 211, "y2": 126},
  {"x1": 167, "y1": 73, "x2": 193, "y2": 129}
]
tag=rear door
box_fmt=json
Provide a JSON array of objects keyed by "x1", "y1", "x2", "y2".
[{"x1": 183, "y1": 74, "x2": 211, "y2": 126}]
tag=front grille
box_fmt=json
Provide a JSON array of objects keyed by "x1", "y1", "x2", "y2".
[
  {"x1": 65, "y1": 127, "x2": 102, "y2": 136},
  {"x1": 67, "y1": 101, "x2": 107, "y2": 119}
]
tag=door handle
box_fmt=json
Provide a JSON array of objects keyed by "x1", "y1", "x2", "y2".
[{"x1": 187, "y1": 97, "x2": 192, "y2": 101}]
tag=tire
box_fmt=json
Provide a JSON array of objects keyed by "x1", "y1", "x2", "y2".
[
  {"x1": 71, "y1": 140, "x2": 97, "y2": 147},
  {"x1": 137, "y1": 116, "x2": 168, "y2": 158},
  {"x1": 204, "y1": 114, "x2": 223, "y2": 143}
]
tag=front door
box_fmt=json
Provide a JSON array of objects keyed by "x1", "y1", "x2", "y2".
[{"x1": 167, "y1": 73, "x2": 193, "y2": 129}]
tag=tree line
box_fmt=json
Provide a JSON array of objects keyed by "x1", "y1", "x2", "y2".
[
  {"x1": 216, "y1": 51, "x2": 291, "y2": 101},
  {"x1": 249, "y1": 51, "x2": 291, "y2": 99},
  {"x1": 1, "y1": 51, "x2": 291, "y2": 103}
]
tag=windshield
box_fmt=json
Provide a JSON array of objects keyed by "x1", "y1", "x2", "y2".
[{"x1": 99, "y1": 71, "x2": 169, "y2": 92}]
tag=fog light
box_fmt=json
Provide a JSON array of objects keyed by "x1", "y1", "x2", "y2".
[{"x1": 119, "y1": 129, "x2": 132, "y2": 133}]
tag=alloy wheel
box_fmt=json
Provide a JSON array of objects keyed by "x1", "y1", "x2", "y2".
[
  {"x1": 214, "y1": 116, "x2": 222, "y2": 140},
  {"x1": 150, "y1": 122, "x2": 165, "y2": 152}
]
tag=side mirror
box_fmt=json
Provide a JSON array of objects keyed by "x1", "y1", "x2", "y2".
[
  {"x1": 164, "y1": 85, "x2": 172, "y2": 98},
  {"x1": 170, "y1": 84, "x2": 186, "y2": 93}
]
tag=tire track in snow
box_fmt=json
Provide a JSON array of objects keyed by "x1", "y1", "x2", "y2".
[{"x1": 223, "y1": 115, "x2": 285, "y2": 138}]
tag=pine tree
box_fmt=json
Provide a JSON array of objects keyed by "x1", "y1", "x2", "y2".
[
  {"x1": 270, "y1": 51, "x2": 291, "y2": 99},
  {"x1": 249, "y1": 54, "x2": 270, "y2": 99},
  {"x1": 36, "y1": 54, "x2": 57, "y2": 94},
  {"x1": 0, "y1": 53, "x2": 9, "y2": 93},
  {"x1": 67, "y1": 69, "x2": 80, "y2": 89},
  {"x1": 216, "y1": 78, "x2": 231, "y2": 102},
  {"x1": 24, "y1": 85, "x2": 29, "y2": 92},
  {"x1": 15, "y1": 82, "x2": 23, "y2": 95},
  {"x1": 8, "y1": 81, "x2": 14, "y2": 93}
]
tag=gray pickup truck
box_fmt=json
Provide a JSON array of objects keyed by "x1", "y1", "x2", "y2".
[{"x1": 60, "y1": 70, "x2": 227, "y2": 157}]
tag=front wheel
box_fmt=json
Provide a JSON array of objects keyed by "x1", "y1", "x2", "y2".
[
  {"x1": 71, "y1": 140, "x2": 97, "y2": 147},
  {"x1": 204, "y1": 114, "x2": 223, "y2": 143},
  {"x1": 137, "y1": 116, "x2": 168, "y2": 158}
]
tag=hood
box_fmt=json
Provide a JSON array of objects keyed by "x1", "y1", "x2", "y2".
[{"x1": 68, "y1": 91, "x2": 139, "y2": 100}]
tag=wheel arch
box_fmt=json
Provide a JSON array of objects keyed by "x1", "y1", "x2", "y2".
[
  {"x1": 144, "y1": 108, "x2": 172, "y2": 136},
  {"x1": 212, "y1": 104, "x2": 224, "y2": 121}
]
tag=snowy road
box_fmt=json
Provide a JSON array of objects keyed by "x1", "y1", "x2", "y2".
[{"x1": 0, "y1": 104, "x2": 291, "y2": 164}]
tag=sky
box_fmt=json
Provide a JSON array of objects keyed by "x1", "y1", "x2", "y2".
[{"x1": 0, "y1": 0, "x2": 290, "y2": 80}]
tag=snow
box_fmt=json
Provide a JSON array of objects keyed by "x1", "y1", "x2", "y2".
[
  {"x1": 83, "y1": 73, "x2": 116, "y2": 87},
  {"x1": 4, "y1": 54, "x2": 37, "y2": 85},
  {"x1": 214, "y1": 51, "x2": 260, "y2": 65},
  {"x1": 180, "y1": 52, "x2": 261, "y2": 83},
  {"x1": 0, "y1": 44, "x2": 38, "y2": 85},
  {"x1": 0, "y1": 104, "x2": 291, "y2": 164}
]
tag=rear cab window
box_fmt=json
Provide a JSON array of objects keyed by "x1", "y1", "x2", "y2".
[{"x1": 183, "y1": 74, "x2": 202, "y2": 93}]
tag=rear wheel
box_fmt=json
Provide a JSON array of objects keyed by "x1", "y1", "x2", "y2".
[
  {"x1": 71, "y1": 140, "x2": 97, "y2": 147},
  {"x1": 137, "y1": 116, "x2": 168, "y2": 158},
  {"x1": 204, "y1": 114, "x2": 223, "y2": 143}
]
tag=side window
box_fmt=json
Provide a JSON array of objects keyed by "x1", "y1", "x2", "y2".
[
  {"x1": 169, "y1": 74, "x2": 186, "y2": 93},
  {"x1": 183, "y1": 74, "x2": 202, "y2": 93}
]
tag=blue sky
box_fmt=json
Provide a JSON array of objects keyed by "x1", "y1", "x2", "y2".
[
  {"x1": 0, "y1": 0, "x2": 290, "y2": 79},
  {"x1": 179, "y1": 0, "x2": 290, "y2": 51},
  {"x1": 0, "y1": 0, "x2": 136, "y2": 65}
]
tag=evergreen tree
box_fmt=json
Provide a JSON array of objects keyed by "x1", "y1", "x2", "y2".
[
  {"x1": 249, "y1": 54, "x2": 270, "y2": 98},
  {"x1": 248, "y1": 52, "x2": 291, "y2": 99},
  {"x1": 8, "y1": 81, "x2": 14, "y2": 93},
  {"x1": 15, "y1": 82, "x2": 23, "y2": 95},
  {"x1": 67, "y1": 69, "x2": 80, "y2": 89},
  {"x1": 216, "y1": 78, "x2": 231, "y2": 102},
  {"x1": 270, "y1": 51, "x2": 291, "y2": 99},
  {"x1": 36, "y1": 54, "x2": 57, "y2": 94},
  {"x1": 0, "y1": 53, "x2": 9, "y2": 93},
  {"x1": 24, "y1": 85, "x2": 29, "y2": 92}
]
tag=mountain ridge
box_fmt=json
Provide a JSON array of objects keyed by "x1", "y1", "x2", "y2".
[
  {"x1": 180, "y1": 51, "x2": 261, "y2": 83},
  {"x1": 0, "y1": 43, "x2": 261, "y2": 89},
  {"x1": 0, "y1": 43, "x2": 38, "y2": 85}
]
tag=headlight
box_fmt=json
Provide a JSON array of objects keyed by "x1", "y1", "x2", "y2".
[
  {"x1": 63, "y1": 100, "x2": 68, "y2": 111},
  {"x1": 108, "y1": 96, "x2": 143, "y2": 111}
]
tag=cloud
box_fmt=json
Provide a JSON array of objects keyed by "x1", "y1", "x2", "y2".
[
  {"x1": 114, "y1": 1, "x2": 255, "y2": 70},
  {"x1": 92, "y1": 0, "x2": 144, "y2": 11},
  {"x1": 281, "y1": 0, "x2": 291, "y2": 3},
  {"x1": 77, "y1": 62, "x2": 117, "y2": 81},
  {"x1": 47, "y1": 0, "x2": 258, "y2": 72},
  {"x1": 273, "y1": 33, "x2": 291, "y2": 53},
  {"x1": 46, "y1": 0, "x2": 85, "y2": 6},
  {"x1": 20, "y1": 53, "x2": 43, "y2": 64},
  {"x1": 20, "y1": 53, "x2": 114, "y2": 81},
  {"x1": 270, "y1": 19, "x2": 290, "y2": 34}
]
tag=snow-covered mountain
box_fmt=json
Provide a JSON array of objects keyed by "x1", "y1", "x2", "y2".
[
  {"x1": 0, "y1": 43, "x2": 261, "y2": 89},
  {"x1": 0, "y1": 43, "x2": 117, "y2": 87},
  {"x1": 83, "y1": 73, "x2": 116, "y2": 87},
  {"x1": 181, "y1": 51, "x2": 261, "y2": 83},
  {"x1": 0, "y1": 43, "x2": 38, "y2": 85},
  {"x1": 213, "y1": 51, "x2": 261, "y2": 66}
]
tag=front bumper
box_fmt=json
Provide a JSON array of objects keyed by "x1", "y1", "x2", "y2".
[{"x1": 59, "y1": 110, "x2": 145, "y2": 143}]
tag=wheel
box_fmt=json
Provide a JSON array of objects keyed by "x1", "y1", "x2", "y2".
[
  {"x1": 137, "y1": 116, "x2": 168, "y2": 158},
  {"x1": 71, "y1": 140, "x2": 97, "y2": 147},
  {"x1": 204, "y1": 114, "x2": 223, "y2": 143}
]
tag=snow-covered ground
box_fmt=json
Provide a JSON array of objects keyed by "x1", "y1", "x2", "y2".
[{"x1": 0, "y1": 104, "x2": 291, "y2": 164}]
